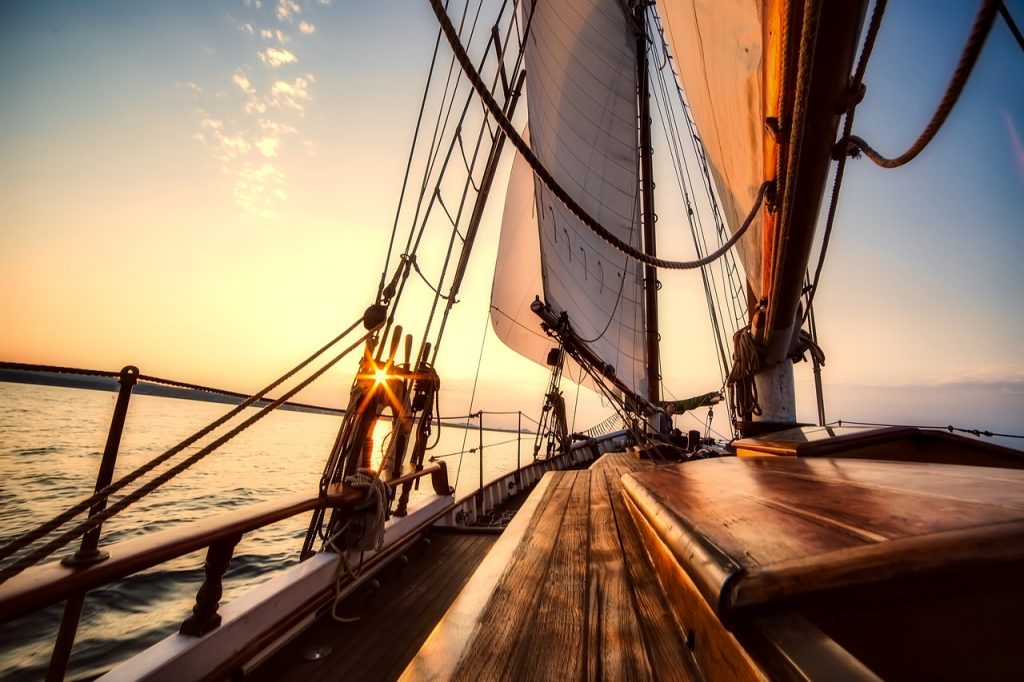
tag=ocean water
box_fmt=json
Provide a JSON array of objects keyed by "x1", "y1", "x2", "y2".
[{"x1": 0, "y1": 383, "x2": 531, "y2": 681}]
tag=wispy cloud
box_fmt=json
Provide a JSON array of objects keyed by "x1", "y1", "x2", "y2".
[
  {"x1": 270, "y1": 75, "x2": 313, "y2": 113},
  {"x1": 259, "y1": 47, "x2": 298, "y2": 68},
  {"x1": 189, "y1": 0, "x2": 325, "y2": 218},
  {"x1": 260, "y1": 28, "x2": 290, "y2": 43},
  {"x1": 236, "y1": 163, "x2": 287, "y2": 219},
  {"x1": 232, "y1": 72, "x2": 256, "y2": 95},
  {"x1": 277, "y1": 0, "x2": 301, "y2": 22}
]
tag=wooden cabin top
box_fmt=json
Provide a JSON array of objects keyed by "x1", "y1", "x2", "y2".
[
  {"x1": 732, "y1": 424, "x2": 1024, "y2": 468},
  {"x1": 622, "y1": 456, "x2": 1024, "y2": 614}
]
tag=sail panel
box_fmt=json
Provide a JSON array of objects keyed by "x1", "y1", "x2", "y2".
[
  {"x1": 490, "y1": 152, "x2": 553, "y2": 370},
  {"x1": 655, "y1": 0, "x2": 765, "y2": 299},
  {"x1": 522, "y1": 0, "x2": 648, "y2": 398},
  {"x1": 490, "y1": 154, "x2": 612, "y2": 397}
]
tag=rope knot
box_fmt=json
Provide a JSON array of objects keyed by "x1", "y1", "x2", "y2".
[{"x1": 343, "y1": 469, "x2": 387, "y2": 552}]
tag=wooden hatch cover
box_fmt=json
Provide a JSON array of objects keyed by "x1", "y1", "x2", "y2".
[{"x1": 621, "y1": 456, "x2": 1024, "y2": 615}]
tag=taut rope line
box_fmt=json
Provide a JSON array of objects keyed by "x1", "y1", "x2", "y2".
[{"x1": 426, "y1": 0, "x2": 771, "y2": 272}]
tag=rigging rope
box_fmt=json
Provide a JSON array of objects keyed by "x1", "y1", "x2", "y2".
[
  {"x1": 1001, "y1": 2, "x2": 1024, "y2": 52},
  {"x1": 426, "y1": 0, "x2": 772, "y2": 271},
  {"x1": 0, "y1": 316, "x2": 372, "y2": 568},
  {"x1": 804, "y1": 0, "x2": 887, "y2": 319},
  {"x1": 725, "y1": 326, "x2": 762, "y2": 419},
  {"x1": 0, "y1": 330, "x2": 376, "y2": 583},
  {"x1": 845, "y1": 0, "x2": 1001, "y2": 168},
  {"x1": 829, "y1": 419, "x2": 1024, "y2": 440}
]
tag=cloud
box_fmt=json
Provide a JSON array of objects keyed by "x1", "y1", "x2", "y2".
[
  {"x1": 187, "y1": 0, "x2": 324, "y2": 218},
  {"x1": 232, "y1": 72, "x2": 255, "y2": 95},
  {"x1": 259, "y1": 47, "x2": 298, "y2": 68},
  {"x1": 245, "y1": 98, "x2": 268, "y2": 115},
  {"x1": 235, "y1": 163, "x2": 287, "y2": 218},
  {"x1": 258, "y1": 119, "x2": 297, "y2": 136},
  {"x1": 270, "y1": 75, "x2": 313, "y2": 113},
  {"x1": 260, "y1": 28, "x2": 290, "y2": 43},
  {"x1": 277, "y1": 0, "x2": 301, "y2": 22},
  {"x1": 256, "y1": 137, "x2": 280, "y2": 157}
]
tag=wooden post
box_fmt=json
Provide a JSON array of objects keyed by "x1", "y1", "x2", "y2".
[
  {"x1": 475, "y1": 413, "x2": 484, "y2": 519},
  {"x1": 635, "y1": 1, "x2": 662, "y2": 420},
  {"x1": 516, "y1": 411, "x2": 522, "y2": 488},
  {"x1": 48, "y1": 365, "x2": 138, "y2": 682},
  {"x1": 180, "y1": 534, "x2": 242, "y2": 637}
]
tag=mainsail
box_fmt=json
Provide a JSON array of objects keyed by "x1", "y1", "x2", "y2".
[
  {"x1": 490, "y1": 0, "x2": 649, "y2": 398},
  {"x1": 654, "y1": 0, "x2": 765, "y2": 301}
]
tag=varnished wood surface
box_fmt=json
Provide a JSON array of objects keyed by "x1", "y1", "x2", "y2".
[
  {"x1": 733, "y1": 425, "x2": 1024, "y2": 468},
  {"x1": 251, "y1": 530, "x2": 496, "y2": 682},
  {"x1": 622, "y1": 456, "x2": 1024, "y2": 612},
  {"x1": 404, "y1": 452, "x2": 701, "y2": 680}
]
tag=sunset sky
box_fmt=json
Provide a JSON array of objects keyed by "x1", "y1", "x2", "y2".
[{"x1": 2, "y1": 0, "x2": 1022, "y2": 439}]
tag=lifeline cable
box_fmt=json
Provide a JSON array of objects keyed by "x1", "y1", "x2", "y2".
[
  {"x1": 0, "y1": 330, "x2": 376, "y2": 582},
  {"x1": 0, "y1": 316, "x2": 371, "y2": 566}
]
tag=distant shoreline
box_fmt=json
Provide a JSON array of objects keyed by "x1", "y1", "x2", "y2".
[{"x1": 0, "y1": 370, "x2": 527, "y2": 434}]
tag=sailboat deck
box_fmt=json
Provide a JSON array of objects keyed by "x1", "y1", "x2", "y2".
[
  {"x1": 403, "y1": 451, "x2": 700, "y2": 680},
  {"x1": 250, "y1": 530, "x2": 497, "y2": 682}
]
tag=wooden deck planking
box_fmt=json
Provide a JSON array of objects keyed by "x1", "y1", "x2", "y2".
[
  {"x1": 585, "y1": 466, "x2": 651, "y2": 679},
  {"x1": 408, "y1": 452, "x2": 700, "y2": 681},
  {"x1": 252, "y1": 530, "x2": 496, "y2": 682},
  {"x1": 505, "y1": 470, "x2": 590, "y2": 680},
  {"x1": 605, "y1": 466, "x2": 702, "y2": 680},
  {"x1": 451, "y1": 471, "x2": 579, "y2": 680}
]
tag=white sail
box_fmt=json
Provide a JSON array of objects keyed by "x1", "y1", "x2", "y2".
[
  {"x1": 655, "y1": 0, "x2": 765, "y2": 299},
  {"x1": 491, "y1": 0, "x2": 648, "y2": 398}
]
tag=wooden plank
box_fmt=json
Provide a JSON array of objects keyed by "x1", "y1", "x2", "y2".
[
  {"x1": 586, "y1": 467, "x2": 653, "y2": 679},
  {"x1": 449, "y1": 471, "x2": 579, "y2": 680},
  {"x1": 502, "y1": 470, "x2": 590, "y2": 680},
  {"x1": 607, "y1": 470, "x2": 701, "y2": 681},
  {"x1": 626, "y1": 457, "x2": 1024, "y2": 575},
  {"x1": 621, "y1": 492, "x2": 766, "y2": 682},
  {"x1": 0, "y1": 488, "x2": 362, "y2": 622},
  {"x1": 252, "y1": 530, "x2": 496, "y2": 682}
]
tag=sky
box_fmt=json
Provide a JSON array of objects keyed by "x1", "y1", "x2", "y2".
[{"x1": 1, "y1": 0, "x2": 1022, "y2": 441}]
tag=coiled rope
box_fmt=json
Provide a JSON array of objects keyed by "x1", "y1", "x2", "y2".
[
  {"x1": 725, "y1": 327, "x2": 762, "y2": 418},
  {"x1": 426, "y1": 0, "x2": 771, "y2": 271},
  {"x1": 845, "y1": 0, "x2": 1001, "y2": 168},
  {"x1": 326, "y1": 468, "x2": 387, "y2": 623}
]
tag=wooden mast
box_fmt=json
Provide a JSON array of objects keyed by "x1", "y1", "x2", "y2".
[
  {"x1": 636, "y1": 0, "x2": 662, "y2": 425},
  {"x1": 751, "y1": 0, "x2": 869, "y2": 427}
]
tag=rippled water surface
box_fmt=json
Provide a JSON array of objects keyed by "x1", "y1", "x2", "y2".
[{"x1": 0, "y1": 383, "x2": 529, "y2": 680}]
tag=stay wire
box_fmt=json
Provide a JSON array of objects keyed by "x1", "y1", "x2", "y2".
[
  {"x1": 454, "y1": 310, "x2": 490, "y2": 491},
  {"x1": 0, "y1": 316, "x2": 369, "y2": 566},
  {"x1": 846, "y1": 0, "x2": 1001, "y2": 168},
  {"x1": 804, "y1": 0, "x2": 887, "y2": 319},
  {"x1": 0, "y1": 330, "x2": 376, "y2": 583},
  {"x1": 828, "y1": 419, "x2": 1023, "y2": 440},
  {"x1": 380, "y1": 17, "x2": 446, "y2": 297},
  {"x1": 1001, "y1": 2, "x2": 1024, "y2": 52},
  {"x1": 427, "y1": 0, "x2": 772, "y2": 272}
]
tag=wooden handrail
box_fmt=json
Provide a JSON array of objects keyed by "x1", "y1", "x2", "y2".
[{"x1": 0, "y1": 462, "x2": 452, "y2": 622}]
